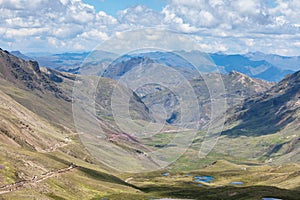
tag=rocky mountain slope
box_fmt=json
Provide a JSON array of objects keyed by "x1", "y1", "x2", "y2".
[
  {"x1": 0, "y1": 49, "x2": 153, "y2": 161},
  {"x1": 138, "y1": 71, "x2": 274, "y2": 126},
  {"x1": 213, "y1": 70, "x2": 300, "y2": 163},
  {"x1": 0, "y1": 49, "x2": 152, "y2": 125},
  {"x1": 225, "y1": 70, "x2": 300, "y2": 136},
  {"x1": 0, "y1": 48, "x2": 71, "y2": 102}
]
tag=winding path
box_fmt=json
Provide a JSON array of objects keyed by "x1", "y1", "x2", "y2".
[{"x1": 0, "y1": 164, "x2": 77, "y2": 195}]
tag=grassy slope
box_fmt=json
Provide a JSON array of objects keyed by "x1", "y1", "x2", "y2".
[
  {"x1": 121, "y1": 160, "x2": 300, "y2": 200},
  {"x1": 0, "y1": 52, "x2": 149, "y2": 199},
  {"x1": 0, "y1": 86, "x2": 145, "y2": 199}
]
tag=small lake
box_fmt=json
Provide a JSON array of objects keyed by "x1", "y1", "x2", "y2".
[
  {"x1": 230, "y1": 181, "x2": 244, "y2": 185},
  {"x1": 194, "y1": 175, "x2": 214, "y2": 183},
  {"x1": 262, "y1": 198, "x2": 282, "y2": 200},
  {"x1": 162, "y1": 173, "x2": 170, "y2": 177}
]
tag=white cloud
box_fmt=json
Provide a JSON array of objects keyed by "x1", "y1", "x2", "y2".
[
  {"x1": 160, "y1": 0, "x2": 300, "y2": 55},
  {"x1": 232, "y1": 0, "x2": 261, "y2": 16},
  {"x1": 80, "y1": 29, "x2": 109, "y2": 41},
  {"x1": 162, "y1": 2, "x2": 218, "y2": 29},
  {"x1": 294, "y1": 41, "x2": 300, "y2": 47},
  {"x1": 0, "y1": 0, "x2": 120, "y2": 52},
  {"x1": 245, "y1": 38, "x2": 255, "y2": 47},
  {"x1": 198, "y1": 41, "x2": 228, "y2": 52},
  {"x1": 0, "y1": 0, "x2": 300, "y2": 55},
  {"x1": 117, "y1": 5, "x2": 164, "y2": 27}
]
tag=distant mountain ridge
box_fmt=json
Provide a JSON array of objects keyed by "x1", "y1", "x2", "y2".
[
  {"x1": 210, "y1": 53, "x2": 294, "y2": 82},
  {"x1": 10, "y1": 50, "x2": 32, "y2": 61},
  {"x1": 246, "y1": 51, "x2": 300, "y2": 71},
  {"x1": 12, "y1": 50, "x2": 298, "y2": 82}
]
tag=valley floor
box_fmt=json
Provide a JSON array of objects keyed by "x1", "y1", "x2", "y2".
[{"x1": 1, "y1": 155, "x2": 299, "y2": 200}]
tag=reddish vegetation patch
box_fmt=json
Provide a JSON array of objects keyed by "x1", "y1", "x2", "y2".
[{"x1": 0, "y1": 165, "x2": 5, "y2": 170}]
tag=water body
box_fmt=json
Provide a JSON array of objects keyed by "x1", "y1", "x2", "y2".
[
  {"x1": 194, "y1": 176, "x2": 214, "y2": 183},
  {"x1": 230, "y1": 181, "x2": 244, "y2": 185},
  {"x1": 162, "y1": 173, "x2": 170, "y2": 177},
  {"x1": 262, "y1": 198, "x2": 282, "y2": 200}
]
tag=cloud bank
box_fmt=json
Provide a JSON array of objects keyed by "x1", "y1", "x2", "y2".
[{"x1": 0, "y1": 0, "x2": 299, "y2": 55}]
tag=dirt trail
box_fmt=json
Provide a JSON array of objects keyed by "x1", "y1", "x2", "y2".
[{"x1": 0, "y1": 164, "x2": 77, "y2": 195}]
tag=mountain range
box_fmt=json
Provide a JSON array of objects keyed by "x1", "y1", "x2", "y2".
[
  {"x1": 11, "y1": 50, "x2": 299, "y2": 82},
  {"x1": 1, "y1": 48, "x2": 299, "y2": 199}
]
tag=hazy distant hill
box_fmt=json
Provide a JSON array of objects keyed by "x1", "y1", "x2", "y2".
[
  {"x1": 210, "y1": 53, "x2": 294, "y2": 82},
  {"x1": 10, "y1": 51, "x2": 32, "y2": 61},
  {"x1": 246, "y1": 51, "x2": 300, "y2": 71},
  {"x1": 14, "y1": 50, "x2": 299, "y2": 82}
]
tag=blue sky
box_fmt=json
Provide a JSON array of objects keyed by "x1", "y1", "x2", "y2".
[
  {"x1": 82, "y1": 0, "x2": 167, "y2": 16},
  {"x1": 0, "y1": 0, "x2": 300, "y2": 56}
]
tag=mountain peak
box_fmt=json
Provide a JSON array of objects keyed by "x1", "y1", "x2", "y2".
[
  {"x1": 229, "y1": 70, "x2": 253, "y2": 82},
  {"x1": 0, "y1": 49, "x2": 41, "y2": 80},
  {"x1": 0, "y1": 49, "x2": 71, "y2": 101},
  {"x1": 229, "y1": 70, "x2": 246, "y2": 76},
  {"x1": 10, "y1": 50, "x2": 32, "y2": 61},
  {"x1": 282, "y1": 70, "x2": 300, "y2": 82}
]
